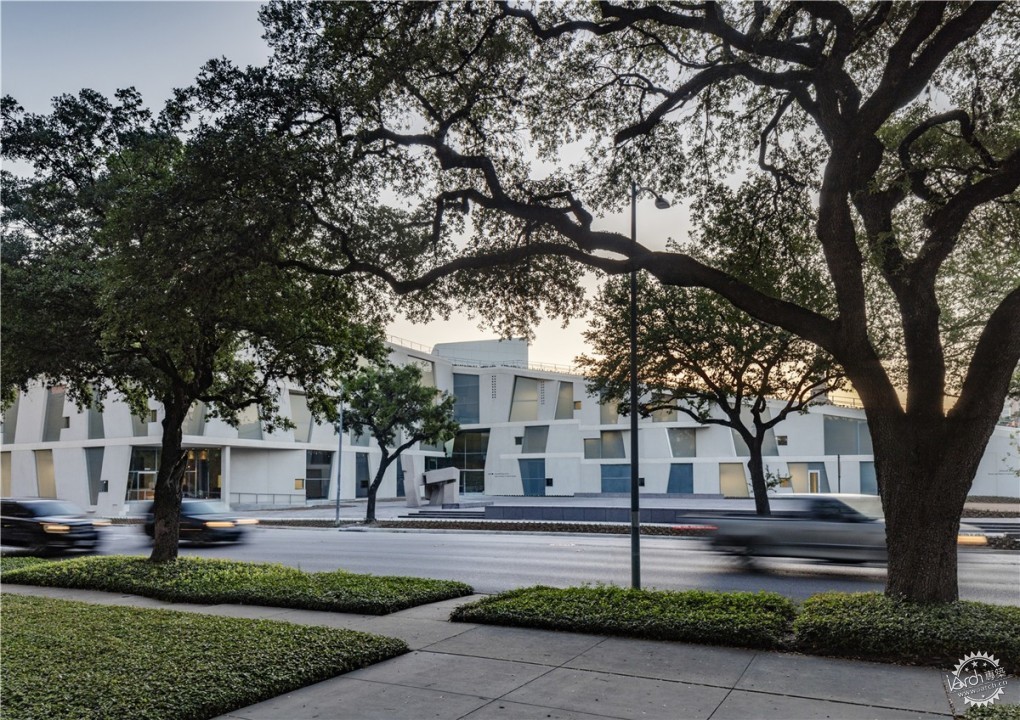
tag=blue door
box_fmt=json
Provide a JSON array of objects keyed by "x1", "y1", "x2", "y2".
[
  {"x1": 600, "y1": 464, "x2": 630, "y2": 493},
  {"x1": 519, "y1": 459, "x2": 546, "y2": 497},
  {"x1": 667, "y1": 464, "x2": 694, "y2": 494}
]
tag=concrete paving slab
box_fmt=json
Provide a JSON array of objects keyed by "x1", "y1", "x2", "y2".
[
  {"x1": 461, "y1": 699, "x2": 629, "y2": 720},
  {"x1": 352, "y1": 617, "x2": 480, "y2": 650},
  {"x1": 389, "y1": 593, "x2": 488, "y2": 621},
  {"x1": 566, "y1": 637, "x2": 755, "y2": 688},
  {"x1": 267, "y1": 608, "x2": 379, "y2": 629},
  {"x1": 216, "y1": 677, "x2": 491, "y2": 720},
  {"x1": 710, "y1": 689, "x2": 951, "y2": 720},
  {"x1": 426, "y1": 625, "x2": 606, "y2": 665},
  {"x1": 346, "y1": 650, "x2": 553, "y2": 698},
  {"x1": 736, "y1": 653, "x2": 952, "y2": 715},
  {"x1": 501, "y1": 667, "x2": 730, "y2": 720}
]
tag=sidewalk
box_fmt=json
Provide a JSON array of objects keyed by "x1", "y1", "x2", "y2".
[{"x1": 6, "y1": 583, "x2": 1015, "y2": 719}]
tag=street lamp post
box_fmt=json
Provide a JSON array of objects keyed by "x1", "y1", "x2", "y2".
[{"x1": 629, "y1": 181, "x2": 669, "y2": 590}]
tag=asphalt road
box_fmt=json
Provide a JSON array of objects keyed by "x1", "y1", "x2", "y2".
[{"x1": 86, "y1": 524, "x2": 1020, "y2": 606}]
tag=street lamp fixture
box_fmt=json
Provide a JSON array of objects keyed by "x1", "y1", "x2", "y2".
[{"x1": 629, "y1": 181, "x2": 670, "y2": 590}]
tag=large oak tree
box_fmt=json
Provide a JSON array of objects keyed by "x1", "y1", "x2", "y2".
[
  {"x1": 1, "y1": 90, "x2": 384, "y2": 561},
  {"x1": 241, "y1": 2, "x2": 1019, "y2": 602}
]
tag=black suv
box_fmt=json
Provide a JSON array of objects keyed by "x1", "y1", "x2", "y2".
[
  {"x1": 143, "y1": 499, "x2": 257, "y2": 544},
  {"x1": 0, "y1": 498, "x2": 107, "y2": 554}
]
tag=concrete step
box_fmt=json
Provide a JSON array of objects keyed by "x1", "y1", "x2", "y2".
[{"x1": 401, "y1": 510, "x2": 488, "y2": 520}]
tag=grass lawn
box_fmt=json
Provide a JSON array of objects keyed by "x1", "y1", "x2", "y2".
[
  {"x1": 1, "y1": 594, "x2": 407, "y2": 720},
  {"x1": 1, "y1": 554, "x2": 472, "y2": 614}
]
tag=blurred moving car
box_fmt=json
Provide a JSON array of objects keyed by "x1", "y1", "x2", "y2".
[
  {"x1": 0, "y1": 498, "x2": 108, "y2": 554},
  {"x1": 143, "y1": 499, "x2": 257, "y2": 544},
  {"x1": 710, "y1": 493, "x2": 987, "y2": 563}
]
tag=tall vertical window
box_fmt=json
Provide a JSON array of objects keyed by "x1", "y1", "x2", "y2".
[
  {"x1": 34, "y1": 449, "x2": 56, "y2": 498},
  {"x1": 1, "y1": 452, "x2": 12, "y2": 497},
  {"x1": 599, "y1": 401, "x2": 619, "y2": 425},
  {"x1": 126, "y1": 448, "x2": 160, "y2": 501},
  {"x1": 555, "y1": 382, "x2": 575, "y2": 420},
  {"x1": 411, "y1": 358, "x2": 435, "y2": 387},
  {"x1": 87, "y1": 392, "x2": 105, "y2": 440},
  {"x1": 2, "y1": 394, "x2": 19, "y2": 445},
  {"x1": 600, "y1": 430, "x2": 625, "y2": 459},
  {"x1": 453, "y1": 373, "x2": 480, "y2": 424},
  {"x1": 355, "y1": 453, "x2": 370, "y2": 497},
  {"x1": 290, "y1": 393, "x2": 313, "y2": 443},
  {"x1": 509, "y1": 377, "x2": 540, "y2": 421},
  {"x1": 452, "y1": 430, "x2": 490, "y2": 493},
  {"x1": 85, "y1": 448, "x2": 105, "y2": 505},
  {"x1": 43, "y1": 387, "x2": 66, "y2": 442},
  {"x1": 305, "y1": 450, "x2": 333, "y2": 499}
]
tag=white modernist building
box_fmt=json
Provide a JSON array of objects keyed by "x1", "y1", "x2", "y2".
[{"x1": 1, "y1": 338, "x2": 1017, "y2": 515}]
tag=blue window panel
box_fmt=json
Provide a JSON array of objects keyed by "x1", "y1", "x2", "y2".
[
  {"x1": 667, "y1": 464, "x2": 694, "y2": 494},
  {"x1": 860, "y1": 461, "x2": 878, "y2": 495},
  {"x1": 518, "y1": 459, "x2": 546, "y2": 497},
  {"x1": 600, "y1": 464, "x2": 631, "y2": 493}
]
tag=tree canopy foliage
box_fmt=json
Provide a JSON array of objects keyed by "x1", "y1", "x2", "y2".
[
  {"x1": 1, "y1": 89, "x2": 385, "y2": 560},
  {"x1": 340, "y1": 362, "x2": 459, "y2": 523}
]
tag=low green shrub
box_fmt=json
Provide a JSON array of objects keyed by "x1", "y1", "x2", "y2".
[
  {"x1": 2, "y1": 555, "x2": 472, "y2": 614},
  {"x1": 451, "y1": 585, "x2": 796, "y2": 649},
  {"x1": 0, "y1": 556, "x2": 52, "y2": 574},
  {"x1": 2, "y1": 593, "x2": 406, "y2": 720},
  {"x1": 965, "y1": 705, "x2": 1020, "y2": 720},
  {"x1": 794, "y1": 593, "x2": 1020, "y2": 674}
]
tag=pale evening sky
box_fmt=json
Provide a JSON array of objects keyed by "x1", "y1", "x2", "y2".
[{"x1": 2, "y1": 1, "x2": 688, "y2": 367}]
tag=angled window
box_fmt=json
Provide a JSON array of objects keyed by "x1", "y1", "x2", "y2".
[
  {"x1": 599, "y1": 400, "x2": 618, "y2": 425},
  {"x1": 521, "y1": 425, "x2": 549, "y2": 453},
  {"x1": 823, "y1": 416, "x2": 872, "y2": 455},
  {"x1": 237, "y1": 405, "x2": 262, "y2": 440},
  {"x1": 600, "y1": 464, "x2": 630, "y2": 493},
  {"x1": 600, "y1": 430, "x2": 625, "y2": 459},
  {"x1": 667, "y1": 428, "x2": 697, "y2": 458},
  {"x1": 85, "y1": 448, "x2": 105, "y2": 505},
  {"x1": 43, "y1": 387, "x2": 66, "y2": 442},
  {"x1": 509, "y1": 377, "x2": 540, "y2": 422},
  {"x1": 2, "y1": 393, "x2": 19, "y2": 444},
  {"x1": 289, "y1": 393, "x2": 313, "y2": 443},
  {"x1": 667, "y1": 464, "x2": 694, "y2": 494},
  {"x1": 554, "y1": 382, "x2": 575, "y2": 420},
  {"x1": 453, "y1": 373, "x2": 480, "y2": 424},
  {"x1": 182, "y1": 401, "x2": 206, "y2": 437}
]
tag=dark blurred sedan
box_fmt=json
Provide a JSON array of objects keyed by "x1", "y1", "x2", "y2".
[
  {"x1": 1, "y1": 498, "x2": 107, "y2": 554},
  {"x1": 143, "y1": 499, "x2": 257, "y2": 544}
]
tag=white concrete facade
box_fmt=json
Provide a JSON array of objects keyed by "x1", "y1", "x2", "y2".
[{"x1": 2, "y1": 338, "x2": 1017, "y2": 513}]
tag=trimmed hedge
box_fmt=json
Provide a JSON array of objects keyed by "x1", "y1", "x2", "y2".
[
  {"x1": 0, "y1": 556, "x2": 53, "y2": 574},
  {"x1": 793, "y1": 593, "x2": 1020, "y2": 674},
  {"x1": 451, "y1": 585, "x2": 797, "y2": 649},
  {"x1": 2, "y1": 555, "x2": 472, "y2": 614},
  {"x1": 452, "y1": 586, "x2": 1020, "y2": 672},
  {"x1": 965, "y1": 706, "x2": 1020, "y2": 720},
  {"x1": 2, "y1": 593, "x2": 406, "y2": 720}
]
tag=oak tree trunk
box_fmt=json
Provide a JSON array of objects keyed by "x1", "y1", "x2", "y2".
[
  {"x1": 364, "y1": 452, "x2": 393, "y2": 525},
  {"x1": 149, "y1": 395, "x2": 189, "y2": 563},
  {"x1": 746, "y1": 444, "x2": 772, "y2": 516},
  {"x1": 870, "y1": 414, "x2": 986, "y2": 603}
]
